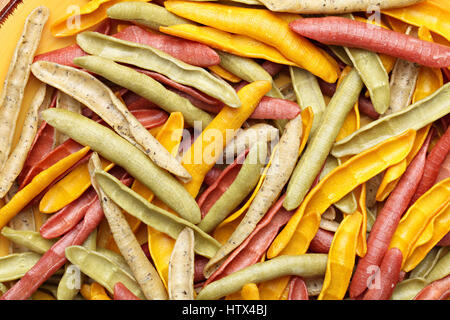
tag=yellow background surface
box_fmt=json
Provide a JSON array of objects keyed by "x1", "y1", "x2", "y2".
[{"x1": 0, "y1": 0, "x2": 90, "y2": 147}]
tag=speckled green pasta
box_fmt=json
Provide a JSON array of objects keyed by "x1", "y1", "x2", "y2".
[
  {"x1": 342, "y1": 14, "x2": 390, "y2": 115},
  {"x1": 0, "y1": 83, "x2": 48, "y2": 199},
  {"x1": 217, "y1": 51, "x2": 283, "y2": 99},
  {"x1": 222, "y1": 123, "x2": 278, "y2": 159},
  {"x1": 76, "y1": 32, "x2": 241, "y2": 108},
  {"x1": 198, "y1": 141, "x2": 268, "y2": 233},
  {"x1": 54, "y1": 91, "x2": 83, "y2": 145},
  {"x1": 94, "y1": 170, "x2": 221, "y2": 258},
  {"x1": 284, "y1": 68, "x2": 363, "y2": 210},
  {"x1": 65, "y1": 245, "x2": 145, "y2": 299},
  {"x1": 107, "y1": 2, "x2": 191, "y2": 31},
  {"x1": 197, "y1": 254, "x2": 328, "y2": 300},
  {"x1": 168, "y1": 227, "x2": 195, "y2": 300},
  {"x1": 0, "y1": 227, "x2": 56, "y2": 254},
  {"x1": 91, "y1": 152, "x2": 167, "y2": 301},
  {"x1": 0, "y1": 252, "x2": 41, "y2": 282},
  {"x1": 41, "y1": 108, "x2": 201, "y2": 224},
  {"x1": 74, "y1": 56, "x2": 212, "y2": 128},
  {"x1": 192, "y1": 0, "x2": 262, "y2": 4},
  {"x1": 32, "y1": 60, "x2": 191, "y2": 181},
  {"x1": 289, "y1": 66, "x2": 326, "y2": 135},
  {"x1": 386, "y1": 57, "x2": 419, "y2": 115},
  {"x1": 332, "y1": 82, "x2": 450, "y2": 158},
  {"x1": 258, "y1": 0, "x2": 422, "y2": 14},
  {"x1": 204, "y1": 114, "x2": 303, "y2": 277},
  {"x1": 0, "y1": 6, "x2": 49, "y2": 171}
]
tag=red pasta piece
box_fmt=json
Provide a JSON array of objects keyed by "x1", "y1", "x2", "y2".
[
  {"x1": 24, "y1": 153, "x2": 94, "y2": 212},
  {"x1": 261, "y1": 60, "x2": 284, "y2": 77},
  {"x1": 436, "y1": 232, "x2": 450, "y2": 246},
  {"x1": 203, "y1": 195, "x2": 293, "y2": 286},
  {"x1": 203, "y1": 167, "x2": 223, "y2": 187},
  {"x1": 113, "y1": 282, "x2": 141, "y2": 300},
  {"x1": 82, "y1": 106, "x2": 97, "y2": 119},
  {"x1": 0, "y1": 188, "x2": 112, "y2": 302},
  {"x1": 33, "y1": 20, "x2": 111, "y2": 67},
  {"x1": 197, "y1": 150, "x2": 248, "y2": 218},
  {"x1": 40, "y1": 172, "x2": 132, "y2": 241},
  {"x1": 309, "y1": 228, "x2": 334, "y2": 254},
  {"x1": 441, "y1": 114, "x2": 450, "y2": 131},
  {"x1": 18, "y1": 139, "x2": 84, "y2": 190},
  {"x1": 289, "y1": 17, "x2": 450, "y2": 68},
  {"x1": 19, "y1": 108, "x2": 164, "y2": 190},
  {"x1": 414, "y1": 275, "x2": 450, "y2": 300},
  {"x1": 94, "y1": 18, "x2": 111, "y2": 36},
  {"x1": 39, "y1": 188, "x2": 97, "y2": 239},
  {"x1": 194, "y1": 255, "x2": 209, "y2": 284},
  {"x1": 135, "y1": 68, "x2": 221, "y2": 105},
  {"x1": 17, "y1": 122, "x2": 55, "y2": 186},
  {"x1": 122, "y1": 91, "x2": 159, "y2": 111},
  {"x1": 176, "y1": 86, "x2": 300, "y2": 120},
  {"x1": 358, "y1": 96, "x2": 381, "y2": 120},
  {"x1": 288, "y1": 276, "x2": 308, "y2": 300},
  {"x1": 410, "y1": 126, "x2": 450, "y2": 204},
  {"x1": 362, "y1": 248, "x2": 403, "y2": 300},
  {"x1": 33, "y1": 44, "x2": 86, "y2": 68},
  {"x1": 0, "y1": 222, "x2": 84, "y2": 300},
  {"x1": 169, "y1": 87, "x2": 223, "y2": 115},
  {"x1": 131, "y1": 109, "x2": 169, "y2": 129},
  {"x1": 249, "y1": 97, "x2": 300, "y2": 120},
  {"x1": 349, "y1": 129, "x2": 432, "y2": 298},
  {"x1": 17, "y1": 93, "x2": 58, "y2": 186},
  {"x1": 442, "y1": 68, "x2": 450, "y2": 84},
  {"x1": 436, "y1": 152, "x2": 450, "y2": 183},
  {"x1": 113, "y1": 25, "x2": 220, "y2": 67},
  {"x1": 140, "y1": 242, "x2": 151, "y2": 261}
]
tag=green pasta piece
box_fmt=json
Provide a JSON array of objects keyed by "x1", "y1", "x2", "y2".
[
  {"x1": 65, "y1": 245, "x2": 145, "y2": 299},
  {"x1": 217, "y1": 50, "x2": 283, "y2": 99},
  {"x1": 289, "y1": 66, "x2": 326, "y2": 135},
  {"x1": 41, "y1": 108, "x2": 201, "y2": 224},
  {"x1": 284, "y1": 67, "x2": 364, "y2": 210},
  {"x1": 328, "y1": 45, "x2": 353, "y2": 66},
  {"x1": 95, "y1": 248, "x2": 134, "y2": 278},
  {"x1": 332, "y1": 82, "x2": 450, "y2": 158},
  {"x1": 0, "y1": 283, "x2": 7, "y2": 296},
  {"x1": 107, "y1": 2, "x2": 191, "y2": 31},
  {"x1": 74, "y1": 55, "x2": 213, "y2": 128},
  {"x1": 0, "y1": 252, "x2": 41, "y2": 282},
  {"x1": 409, "y1": 247, "x2": 449, "y2": 280},
  {"x1": 76, "y1": 31, "x2": 241, "y2": 108},
  {"x1": 342, "y1": 14, "x2": 390, "y2": 115},
  {"x1": 94, "y1": 170, "x2": 221, "y2": 258},
  {"x1": 425, "y1": 251, "x2": 450, "y2": 284},
  {"x1": 196, "y1": 254, "x2": 328, "y2": 300},
  {"x1": 1, "y1": 227, "x2": 56, "y2": 254},
  {"x1": 57, "y1": 231, "x2": 97, "y2": 300},
  {"x1": 197, "y1": 141, "x2": 267, "y2": 233},
  {"x1": 390, "y1": 278, "x2": 427, "y2": 300}
]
